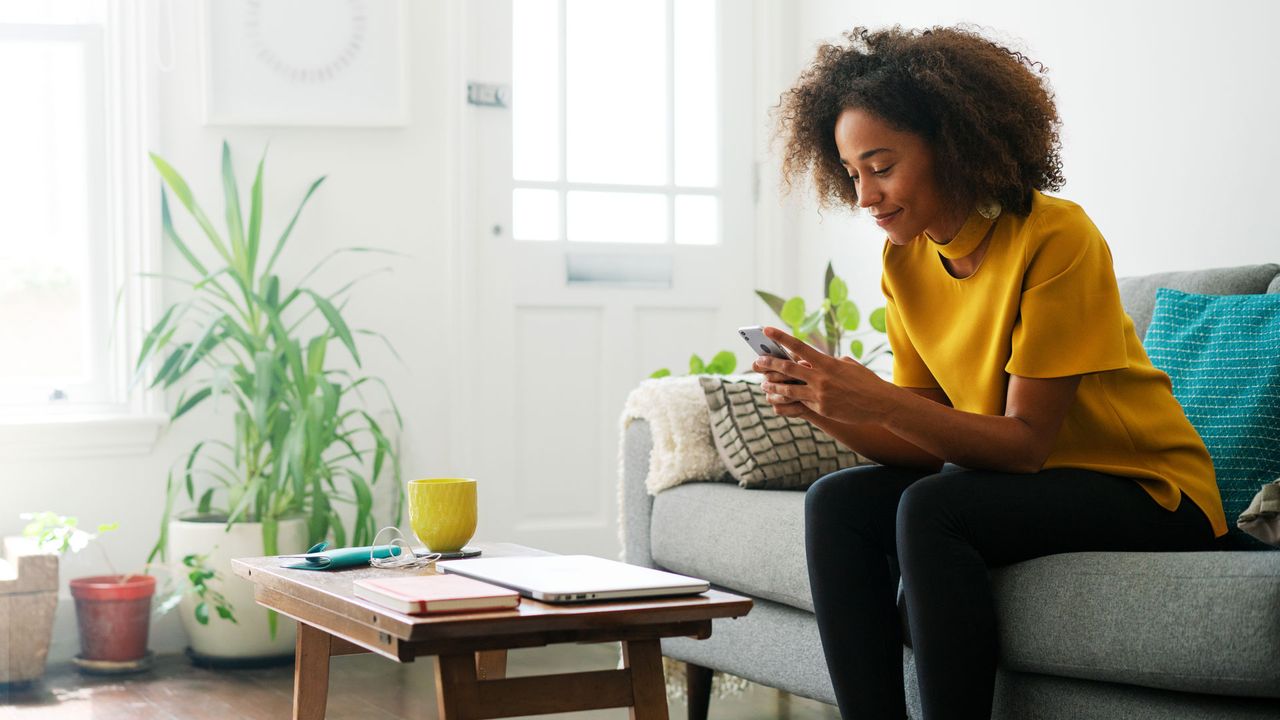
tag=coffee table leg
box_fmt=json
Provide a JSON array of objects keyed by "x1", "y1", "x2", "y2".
[
  {"x1": 435, "y1": 653, "x2": 479, "y2": 719},
  {"x1": 294, "y1": 622, "x2": 332, "y2": 720},
  {"x1": 623, "y1": 639, "x2": 670, "y2": 720},
  {"x1": 476, "y1": 649, "x2": 508, "y2": 680}
]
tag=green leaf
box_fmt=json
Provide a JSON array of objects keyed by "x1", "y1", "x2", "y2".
[
  {"x1": 197, "y1": 488, "x2": 216, "y2": 514},
  {"x1": 755, "y1": 290, "x2": 788, "y2": 319},
  {"x1": 253, "y1": 350, "x2": 274, "y2": 431},
  {"x1": 221, "y1": 141, "x2": 247, "y2": 276},
  {"x1": 146, "y1": 470, "x2": 176, "y2": 565},
  {"x1": 306, "y1": 334, "x2": 328, "y2": 379},
  {"x1": 837, "y1": 300, "x2": 860, "y2": 331},
  {"x1": 262, "y1": 175, "x2": 326, "y2": 280},
  {"x1": 869, "y1": 307, "x2": 887, "y2": 333},
  {"x1": 150, "y1": 343, "x2": 191, "y2": 389},
  {"x1": 172, "y1": 387, "x2": 213, "y2": 422},
  {"x1": 850, "y1": 339, "x2": 864, "y2": 359},
  {"x1": 96, "y1": 522, "x2": 119, "y2": 534},
  {"x1": 150, "y1": 153, "x2": 233, "y2": 265},
  {"x1": 688, "y1": 354, "x2": 706, "y2": 375},
  {"x1": 780, "y1": 297, "x2": 806, "y2": 328},
  {"x1": 303, "y1": 290, "x2": 360, "y2": 367},
  {"x1": 649, "y1": 368, "x2": 671, "y2": 379},
  {"x1": 136, "y1": 304, "x2": 176, "y2": 373},
  {"x1": 707, "y1": 351, "x2": 737, "y2": 375},
  {"x1": 159, "y1": 189, "x2": 209, "y2": 277},
  {"x1": 215, "y1": 605, "x2": 235, "y2": 622},
  {"x1": 264, "y1": 275, "x2": 279, "y2": 309},
  {"x1": 828, "y1": 275, "x2": 848, "y2": 305},
  {"x1": 824, "y1": 262, "x2": 836, "y2": 304},
  {"x1": 194, "y1": 602, "x2": 209, "y2": 625},
  {"x1": 247, "y1": 149, "x2": 265, "y2": 275},
  {"x1": 798, "y1": 310, "x2": 824, "y2": 336}
]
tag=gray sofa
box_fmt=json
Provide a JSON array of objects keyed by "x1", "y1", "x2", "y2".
[{"x1": 621, "y1": 264, "x2": 1280, "y2": 719}]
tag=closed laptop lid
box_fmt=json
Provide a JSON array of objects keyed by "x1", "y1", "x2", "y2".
[{"x1": 436, "y1": 554, "x2": 709, "y2": 601}]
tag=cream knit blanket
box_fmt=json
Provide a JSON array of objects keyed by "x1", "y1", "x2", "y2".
[{"x1": 619, "y1": 376, "x2": 728, "y2": 495}]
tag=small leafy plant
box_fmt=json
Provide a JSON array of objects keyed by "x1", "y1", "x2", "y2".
[
  {"x1": 650, "y1": 350, "x2": 737, "y2": 379},
  {"x1": 21, "y1": 512, "x2": 121, "y2": 576},
  {"x1": 185, "y1": 553, "x2": 236, "y2": 626},
  {"x1": 756, "y1": 261, "x2": 890, "y2": 363}
]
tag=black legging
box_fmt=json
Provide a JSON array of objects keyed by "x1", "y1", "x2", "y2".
[{"x1": 804, "y1": 464, "x2": 1217, "y2": 720}]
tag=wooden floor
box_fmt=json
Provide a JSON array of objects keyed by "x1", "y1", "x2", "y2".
[{"x1": 1, "y1": 643, "x2": 840, "y2": 719}]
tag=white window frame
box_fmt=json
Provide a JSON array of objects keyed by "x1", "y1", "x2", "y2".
[
  {"x1": 511, "y1": 0, "x2": 726, "y2": 247},
  {"x1": 0, "y1": 0, "x2": 165, "y2": 458}
]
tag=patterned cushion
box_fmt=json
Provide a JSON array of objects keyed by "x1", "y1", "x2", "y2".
[
  {"x1": 1144, "y1": 288, "x2": 1280, "y2": 547},
  {"x1": 699, "y1": 376, "x2": 870, "y2": 489}
]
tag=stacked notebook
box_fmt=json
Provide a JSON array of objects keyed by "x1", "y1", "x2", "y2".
[{"x1": 354, "y1": 574, "x2": 520, "y2": 615}]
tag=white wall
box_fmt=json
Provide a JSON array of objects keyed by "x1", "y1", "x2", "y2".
[
  {"x1": 1, "y1": 0, "x2": 462, "y2": 660},
  {"x1": 782, "y1": 0, "x2": 1280, "y2": 323}
]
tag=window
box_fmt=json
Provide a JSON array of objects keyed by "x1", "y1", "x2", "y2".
[
  {"x1": 0, "y1": 0, "x2": 156, "y2": 420},
  {"x1": 510, "y1": 0, "x2": 722, "y2": 246}
]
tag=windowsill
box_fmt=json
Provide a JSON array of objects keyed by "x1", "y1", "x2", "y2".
[{"x1": 0, "y1": 413, "x2": 169, "y2": 461}]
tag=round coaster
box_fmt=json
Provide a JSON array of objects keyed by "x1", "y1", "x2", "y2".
[
  {"x1": 428, "y1": 546, "x2": 482, "y2": 560},
  {"x1": 72, "y1": 650, "x2": 154, "y2": 676}
]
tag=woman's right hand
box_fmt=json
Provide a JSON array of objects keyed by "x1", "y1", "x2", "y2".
[{"x1": 753, "y1": 359, "x2": 814, "y2": 417}]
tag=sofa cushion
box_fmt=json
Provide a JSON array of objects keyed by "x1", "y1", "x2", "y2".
[
  {"x1": 993, "y1": 551, "x2": 1280, "y2": 698},
  {"x1": 650, "y1": 482, "x2": 1280, "y2": 698},
  {"x1": 650, "y1": 482, "x2": 812, "y2": 612},
  {"x1": 700, "y1": 376, "x2": 869, "y2": 490},
  {"x1": 1143, "y1": 288, "x2": 1280, "y2": 544},
  {"x1": 1116, "y1": 264, "x2": 1279, "y2": 340}
]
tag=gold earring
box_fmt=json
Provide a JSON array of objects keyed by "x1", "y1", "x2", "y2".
[{"x1": 977, "y1": 198, "x2": 1002, "y2": 220}]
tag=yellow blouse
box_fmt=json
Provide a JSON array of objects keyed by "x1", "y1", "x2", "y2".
[{"x1": 881, "y1": 190, "x2": 1227, "y2": 537}]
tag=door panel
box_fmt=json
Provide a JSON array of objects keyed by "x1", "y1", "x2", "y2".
[{"x1": 463, "y1": 0, "x2": 755, "y2": 555}]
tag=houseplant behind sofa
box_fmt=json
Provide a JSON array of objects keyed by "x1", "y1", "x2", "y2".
[{"x1": 622, "y1": 264, "x2": 1280, "y2": 719}]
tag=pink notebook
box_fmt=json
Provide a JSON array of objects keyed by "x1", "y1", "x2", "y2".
[{"x1": 354, "y1": 574, "x2": 521, "y2": 615}]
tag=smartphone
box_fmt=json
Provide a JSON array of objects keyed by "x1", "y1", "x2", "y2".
[
  {"x1": 738, "y1": 325, "x2": 793, "y2": 361},
  {"x1": 739, "y1": 326, "x2": 805, "y2": 384}
]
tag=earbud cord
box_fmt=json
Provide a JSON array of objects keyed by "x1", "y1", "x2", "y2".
[{"x1": 369, "y1": 526, "x2": 441, "y2": 570}]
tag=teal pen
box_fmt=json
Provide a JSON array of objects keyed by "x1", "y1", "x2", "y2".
[{"x1": 279, "y1": 544, "x2": 413, "y2": 570}]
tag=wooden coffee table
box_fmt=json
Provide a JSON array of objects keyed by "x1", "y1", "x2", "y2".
[{"x1": 231, "y1": 542, "x2": 751, "y2": 719}]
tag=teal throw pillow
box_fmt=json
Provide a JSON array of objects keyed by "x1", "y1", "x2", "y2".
[{"x1": 1144, "y1": 288, "x2": 1280, "y2": 546}]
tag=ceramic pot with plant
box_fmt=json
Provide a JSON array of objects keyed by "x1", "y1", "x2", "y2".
[
  {"x1": 21, "y1": 512, "x2": 155, "y2": 672},
  {"x1": 137, "y1": 143, "x2": 403, "y2": 661}
]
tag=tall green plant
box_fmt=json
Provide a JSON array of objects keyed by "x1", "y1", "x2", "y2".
[
  {"x1": 141, "y1": 142, "x2": 403, "y2": 564},
  {"x1": 756, "y1": 261, "x2": 890, "y2": 363}
]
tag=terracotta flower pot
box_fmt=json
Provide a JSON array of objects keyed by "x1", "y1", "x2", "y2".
[{"x1": 68, "y1": 574, "x2": 156, "y2": 662}]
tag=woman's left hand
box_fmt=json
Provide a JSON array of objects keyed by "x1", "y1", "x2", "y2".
[{"x1": 751, "y1": 327, "x2": 899, "y2": 425}]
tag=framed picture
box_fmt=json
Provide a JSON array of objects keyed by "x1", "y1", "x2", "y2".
[{"x1": 201, "y1": 0, "x2": 408, "y2": 127}]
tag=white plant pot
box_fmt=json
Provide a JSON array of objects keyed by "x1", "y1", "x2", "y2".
[{"x1": 167, "y1": 517, "x2": 309, "y2": 659}]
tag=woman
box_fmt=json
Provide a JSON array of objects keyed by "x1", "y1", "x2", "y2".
[{"x1": 757, "y1": 26, "x2": 1226, "y2": 720}]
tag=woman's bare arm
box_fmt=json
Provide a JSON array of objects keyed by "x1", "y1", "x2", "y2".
[{"x1": 756, "y1": 329, "x2": 1083, "y2": 474}]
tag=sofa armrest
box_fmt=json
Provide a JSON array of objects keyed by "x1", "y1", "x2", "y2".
[{"x1": 620, "y1": 419, "x2": 657, "y2": 568}]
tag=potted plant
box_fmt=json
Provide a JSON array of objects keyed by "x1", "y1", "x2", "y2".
[
  {"x1": 138, "y1": 143, "x2": 403, "y2": 662},
  {"x1": 20, "y1": 513, "x2": 155, "y2": 674},
  {"x1": 756, "y1": 261, "x2": 890, "y2": 363}
]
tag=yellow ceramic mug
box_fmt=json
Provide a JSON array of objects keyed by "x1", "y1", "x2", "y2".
[{"x1": 408, "y1": 478, "x2": 477, "y2": 552}]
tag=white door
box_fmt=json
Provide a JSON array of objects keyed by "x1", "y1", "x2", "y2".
[{"x1": 456, "y1": 0, "x2": 756, "y2": 555}]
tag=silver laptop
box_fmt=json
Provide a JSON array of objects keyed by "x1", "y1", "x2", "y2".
[{"x1": 436, "y1": 554, "x2": 710, "y2": 603}]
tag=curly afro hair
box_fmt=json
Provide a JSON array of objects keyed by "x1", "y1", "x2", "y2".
[{"x1": 777, "y1": 25, "x2": 1065, "y2": 217}]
